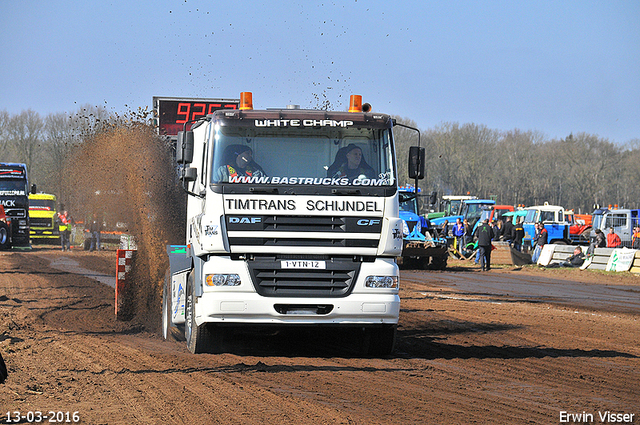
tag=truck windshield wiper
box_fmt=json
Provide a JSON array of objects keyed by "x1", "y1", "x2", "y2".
[
  {"x1": 249, "y1": 187, "x2": 279, "y2": 194},
  {"x1": 332, "y1": 188, "x2": 361, "y2": 195}
]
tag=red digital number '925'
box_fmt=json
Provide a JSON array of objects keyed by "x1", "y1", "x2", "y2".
[{"x1": 176, "y1": 102, "x2": 237, "y2": 123}]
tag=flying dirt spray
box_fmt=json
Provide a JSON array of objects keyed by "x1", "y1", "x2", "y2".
[{"x1": 69, "y1": 122, "x2": 185, "y2": 330}]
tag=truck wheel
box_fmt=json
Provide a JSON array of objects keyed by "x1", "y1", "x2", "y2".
[
  {"x1": 429, "y1": 254, "x2": 448, "y2": 270},
  {"x1": 184, "y1": 272, "x2": 223, "y2": 353},
  {"x1": 0, "y1": 222, "x2": 10, "y2": 250},
  {"x1": 366, "y1": 324, "x2": 397, "y2": 356}
]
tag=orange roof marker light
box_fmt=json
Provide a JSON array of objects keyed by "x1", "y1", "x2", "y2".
[
  {"x1": 240, "y1": 92, "x2": 253, "y2": 110},
  {"x1": 348, "y1": 95, "x2": 363, "y2": 112},
  {"x1": 348, "y1": 95, "x2": 372, "y2": 113}
]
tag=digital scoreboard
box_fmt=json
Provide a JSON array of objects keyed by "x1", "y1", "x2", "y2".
[{"x1": 153, "y1": 97, "x2": 239, "y2": 137}]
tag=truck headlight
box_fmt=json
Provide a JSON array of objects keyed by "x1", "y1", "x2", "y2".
[
  {"x1": 365, "y1": 276, "x2": 398, "y2": 289},
  {"x1": 205, "y1": 274, "x2": 241, "y2": 287}
]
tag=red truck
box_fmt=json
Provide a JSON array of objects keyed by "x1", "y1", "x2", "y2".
[
  {"x1": 566, "y1": 210, "x2": 592, "y2": 244},
  {"x1": 0, "y1": 205, "x2": 11, "y2": 250}
]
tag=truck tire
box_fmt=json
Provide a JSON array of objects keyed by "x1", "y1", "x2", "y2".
[
  {"x1": 366, "y1": 324, "x2": 397, "y2": 356},
  {"x1": 429, "y1": 254, "x2": 448, "y2": 270},
  {"x1": 0, "y1": 222, "x2": 10, "y2": 250},
  {"x1": 184, "y1": 272, "x2": 223, "y2": 353}
]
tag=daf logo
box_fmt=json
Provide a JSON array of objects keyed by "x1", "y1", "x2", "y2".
[
  {"x1": 357, "y1": 219, "x2": 381, "y2": 226},
  {"x1": 229, "y1": 216, "x2": 262, "y2": 224}
]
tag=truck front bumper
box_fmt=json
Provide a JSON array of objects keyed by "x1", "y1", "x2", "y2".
[
  {"x1": 192, "y1": 256, "x2": 400, "y2": 327},
  {"x1": 194, "y1": 292, "x2": 400, "y2": 326}
]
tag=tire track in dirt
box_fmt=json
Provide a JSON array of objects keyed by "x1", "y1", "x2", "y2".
[{"x1": 395, "y1": 272, "x2": 639, "y2": 423}]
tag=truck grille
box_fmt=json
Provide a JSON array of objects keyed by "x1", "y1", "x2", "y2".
[
  {"x1": 226, "y1": 215, "x2": 381, "y2": 248},
  {"x1": 230, "y1": 237, "x2": 378, "y2": 248},
  {"x1": 246, "y1": 255, "x2": 362, "y2": 298},
  {"x1": 30, "y1": 217, "x2": 54, "y2": 228},
  {"x1": 5, "y1": 208, "x2": 26, "y2": 218}
]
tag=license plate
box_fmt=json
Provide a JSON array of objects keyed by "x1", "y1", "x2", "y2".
[{"x1": 280, "y1": 260, "x2": 326, "y2": 269}]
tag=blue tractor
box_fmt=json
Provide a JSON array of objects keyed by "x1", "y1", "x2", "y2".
[
  {"x1": 430, "y1": 198, "x2": 496, "y2": 236},
  {"x1": 398, "y1": 187, "x2": 448, "y2": 270}
]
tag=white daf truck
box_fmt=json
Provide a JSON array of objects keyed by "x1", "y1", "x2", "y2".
[{"x1": 162, "y1": 92, "x2": 424, "y2": 355}]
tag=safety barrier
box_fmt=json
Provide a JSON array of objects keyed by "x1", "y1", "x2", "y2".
[
  {"x1": 115, "y1": 249, "x2": 136, "y2": 320},
  {"x1": 491, "y1": 241, "x2": 513, "y2": 265},
  {"x1": 537, "y1": 244, "x2": 639, "y2": 272},
  {"x1": 631, "y1": 251, "x2": 640, "y2": 274}
]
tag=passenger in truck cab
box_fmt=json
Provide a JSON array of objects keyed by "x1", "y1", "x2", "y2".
[
  {"x1": 327, "y1": 144, "x2": 376, "y2": 180},
  {"x1": 214, "y1": 144, "x2": 266, "y2": 182}
]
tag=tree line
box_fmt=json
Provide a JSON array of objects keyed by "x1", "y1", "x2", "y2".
[
  {"x1": 394, "y1": 118, "x2": 640, "y2": 214},
  {"x1": 1, "y1": 107, "x2": 638, "y2": 215}
]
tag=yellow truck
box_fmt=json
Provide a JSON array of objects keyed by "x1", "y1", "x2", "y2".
[{"x1": 28, "y1": 193, "x2": 60, "y2": 243}]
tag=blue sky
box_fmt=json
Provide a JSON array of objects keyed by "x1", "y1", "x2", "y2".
[{"x1": 1, "y1": 0, "x2": 638, "y2": 144}]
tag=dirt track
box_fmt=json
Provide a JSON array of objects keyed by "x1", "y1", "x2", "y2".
[{"x1": 1, "y1": 248, "x2": 638, "y2": 424}]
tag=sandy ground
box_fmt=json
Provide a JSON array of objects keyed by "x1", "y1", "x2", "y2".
[{"x1": 1, "y1": 248, "x2": 638, "y2": 424}]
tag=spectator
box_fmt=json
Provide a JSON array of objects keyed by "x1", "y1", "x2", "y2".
[
  {"x1": 439, "y1": 220, "x2": 449, "y2": 239},
  {"x1": 463, "y1": 218, "x2": 472, "y2": 248},
  {"x1": 607, "y1": 227, "x2": 622, "y2": 248},
  {"x1": 88, "y1": 213, "x2": 102, "y2": 252},
  {"x1": 587, "y1": 229, "x2": 607, "y2": 257},
  {"x1": 56, "y1": 208, "x2": 74, "y2": 252},
  {"x1": 473, "y1": 218, "x2": 494, "y2": 271},
  {"x1": 502, "y1": 216, "x2": 515, "y2": 245},
  {"x1": 492, "y1": 220, "x2": 501, "y2": 241},
  {"x1": 452, "y1": 218, "x2": 465, "y2": 253},
  {"x1": 513, "y1": 217, "x2": 525, "y2": 252},
  {"x1": 561, "y1": 246, "x2": 585, "y2": 267},
  {"x1": 531, "y1": 222, "x2": 548, "y2": 263},
  {"x1": 633, "y1": 226, "x2": 640, "y2": 249}
]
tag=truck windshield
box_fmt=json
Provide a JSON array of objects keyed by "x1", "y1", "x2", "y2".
[
  {"x1": 463, "y1": 202, "x2": 493, "y2": 228},
  {"x1": 0, "y1": 180, "x2": 28, "y2": 196},
  {"x1": 210, "y1": 125, "x2": 395, "y2": 187},
  {"x1": 446, "y1": 200, "x2": 462, "y2": 216},
  {"x1": 592, "y1": 213, "x2": 603, "y2": 230},
  {"x1": 30, "y1": 199, "x2": 56, "y2": 211},
  {"x1": 399, "y1": 193, "x2": 418, "y2": 214},
  {"x1": 525, "y1": 209, "x2": 538, "y2": 223}
]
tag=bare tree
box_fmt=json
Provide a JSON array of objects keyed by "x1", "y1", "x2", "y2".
[
  {"x1": 37, "y1": 112, "x2": 78, "y2": 197},
  {"x1": 0, "y1": 110, "x2": 9, "y2": 154},
  {"x1": 391, "y1": 116, "x2": 420, "y2": 188},
  {"x1": 8, "y1": 110, "x2": 44, "y2": 173},
  {"x1": 494, "y1": 129, "x2": 543, "y2": 206}
]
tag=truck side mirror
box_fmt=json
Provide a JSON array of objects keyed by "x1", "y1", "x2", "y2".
[
  {"x1": 176, "y1": 131, "x2": 194, "y2": 164},
  {"x1": 429, "y1": 191, "x2": 437, "y2": 205},
  {"x1": 181, "y1": 167, "x2": 197, "y2": 182},
  {"x1": 408, "y1": 146, "x2": 425, "y2": 179},
  {"x1": 30, "y1": 184, "x2": 37, "y2": 194}
]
